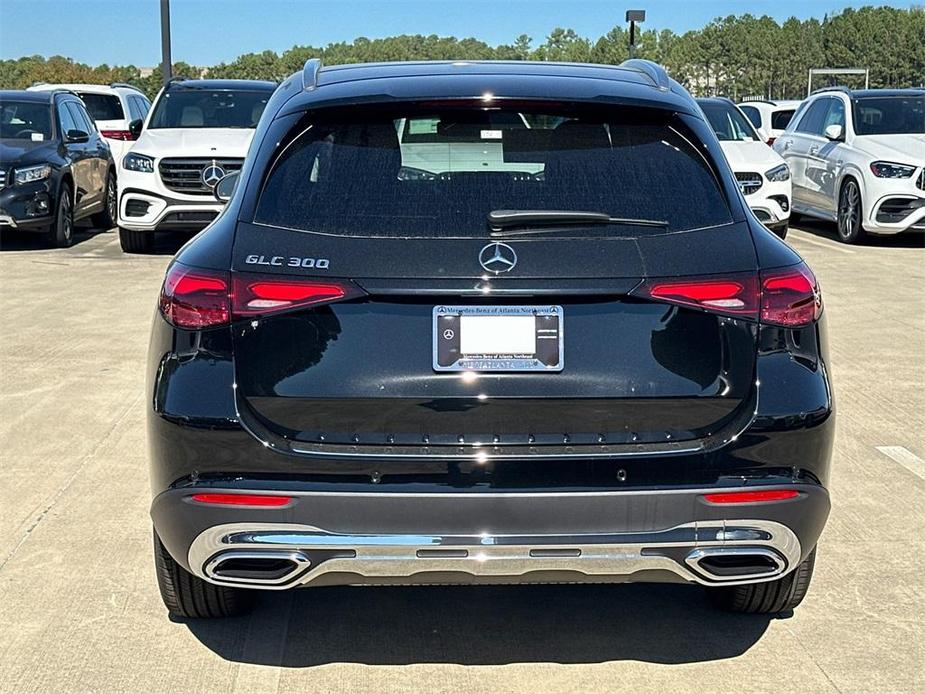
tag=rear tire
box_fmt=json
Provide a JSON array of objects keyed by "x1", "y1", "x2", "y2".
[
  {"x1": 837, "y1": 179, "x2": 866, "y2": 244},
  {"x1": 709, "y1": 548, "x2": 816, "y2": 614},
  {"x1": 119, "y1": 226, "x2": 153, "y2": 254},
  {"x1": 91, "y1": 169, "x2": 117, "y2": 229},
  {"x1": 153, "y1": 530, "x2": 254, "y2": 619},
  {"x1": 44, "y1": 184, "x2": 74, "y2": 248}
]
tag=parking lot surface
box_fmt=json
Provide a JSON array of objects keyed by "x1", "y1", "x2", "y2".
[{"x1": 0, "y1": 222, "x2": 923, "y2": 694}]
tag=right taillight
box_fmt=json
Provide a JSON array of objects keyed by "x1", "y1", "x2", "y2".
[
  {"x1": 159, "y1": 263, "x2": 364, "y2": 329},
  {"x1": 760, "y1": 263, "x2": 822, "y2": 327},
  {"x1": 634, "y1": 262, "x2": 821, "y2": 328}
]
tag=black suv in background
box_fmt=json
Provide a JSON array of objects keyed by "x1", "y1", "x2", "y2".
[
  {"x1": 149, "y1": 59, "x2": 832, "y2": 619},
  {"x1": 0, "y1": 89, "x2": 116, "y2": 246}
]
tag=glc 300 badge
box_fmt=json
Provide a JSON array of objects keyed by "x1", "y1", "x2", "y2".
[{"x1": 244, "y1": 254, "x2": 330, "y2": 269}]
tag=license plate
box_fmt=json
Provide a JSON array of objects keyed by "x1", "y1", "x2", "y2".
[{"x1": 433, "y1": 305, "x2": 563, "y2": 372}]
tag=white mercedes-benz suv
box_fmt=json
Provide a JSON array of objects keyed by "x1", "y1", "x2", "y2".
[
  {"x1": 117, "y1": 79, "x2": 276, "y2": 253},
  {"x1": 773, "y1": 88, "x2": 924, "y2": 243},
  {"x1": 698, "y1": 98, "x2": 791, "y2": 238}
]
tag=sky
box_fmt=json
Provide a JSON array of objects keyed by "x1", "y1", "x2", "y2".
[{"x1": 0, "y1": 0, "x2": 918, "y2": 66}]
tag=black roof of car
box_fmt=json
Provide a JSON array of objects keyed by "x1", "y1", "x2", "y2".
[
  {"x1": 0, "y1": 89, "x2": 57, "y2": 103},
  {"x1": 167, "y1": 79, "x2": 277, "y2": 91},
  {"x1": 849, "y1": 88, "x2": 925, "y2": 98},
  {"x1": 275, "y1": 60, "x2": 702, "y2": 118}
]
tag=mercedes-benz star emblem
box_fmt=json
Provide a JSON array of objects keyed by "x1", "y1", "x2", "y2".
[
  {"x1": 479, "y1": 242, "x2": 517, "y2": 274},
  {"x1": 201, "y1": 160, "x2": 226, "y2": 188}
]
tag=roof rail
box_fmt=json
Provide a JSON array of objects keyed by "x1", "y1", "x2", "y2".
[
  {"x1": 110, "y1": 82, "x2": 143, "y2": 93},
  {"x1": 30, "y1": 81, "x2": 48, "y2": 87},
  {"x1": 302, "y1": 58, "x2": 322, "y2": 91},
  {"x1": 618, "y1": 59, "x2": 670, "y2": 91},
  {"x1": 810, "y1": 85, "x2": 853, "y2": 96}
]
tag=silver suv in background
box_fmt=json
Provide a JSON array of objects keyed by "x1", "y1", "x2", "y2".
[{"x1": 773, "y1": 88, "x2": 924, "y2": 243}]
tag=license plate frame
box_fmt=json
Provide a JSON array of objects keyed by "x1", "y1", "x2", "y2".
[{"x1": 432, "y1": 305, "x2": 564, "y2": 372}]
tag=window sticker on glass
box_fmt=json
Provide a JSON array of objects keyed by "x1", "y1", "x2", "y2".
[
  {"x1": 31, "y1": 133, "x2": 44, "y2": 141},
  {"x1": 409, "y1": 118, "x2": 439, "y2": 135},
  {"x1": 481, "y1": 129, "x2": 503, "y2": 139}
]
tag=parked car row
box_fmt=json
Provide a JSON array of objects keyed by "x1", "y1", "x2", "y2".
[{"x1": 1, "y1": 74, "x2": 922, "y2": 250}]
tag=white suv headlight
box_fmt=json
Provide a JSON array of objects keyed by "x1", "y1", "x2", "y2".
[
  {"x1": 765, "y1": 164, "x2": 790, "y2": 182},
  {"x1": 13, "y1": 163, "x2": 52, "y2": 185},
  {"x1": 869, "y1": 161, "x2": 916, "y2": 178},
  {"x1": 123, "y1": 153, "x2": 155, "y2": 173}
]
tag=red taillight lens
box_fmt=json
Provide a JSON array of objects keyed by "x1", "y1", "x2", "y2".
[
  {"x1": 159, "y1": 264, "x2": 364, "y2": 328},
  {"x1": 634, "y1": 263, "x2": 821, "y2": 327},
  {"x1": 100, "y1": 129, "x2": 134, "y2": 141},
  {"x1": 190, "y1": 493, "x2": 292, "y2": 507},
  {"x1": 766, "y1": 137, "x2": 776, "y2": 146},
  {"x1": 702, "y1": 489, "x2": 799, "y2": 504},
  {"x1": 232, "y1": 275, "x2": 360, "y2": 317},
  {"x1": 160, "y1": 264, "x2": 231, "y2": 329},
  {"x1": 637, "y1": 273, "x2": 759, "y2": 318},
  {"x1": 760, "y1": 263, "x2": 822, "y2": 327}
]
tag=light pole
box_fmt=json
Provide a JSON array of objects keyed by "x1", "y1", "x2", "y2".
[
  {"x1": 160, "y1": 0, "x2": 172, "y2": 85},
  {"x1": 626, "y1": 9, "x2": 646, "y2": 59}
]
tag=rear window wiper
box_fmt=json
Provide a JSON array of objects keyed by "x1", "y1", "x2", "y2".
[{"x1": 488, "y1": 209, "x2": 668, "y2": 236}]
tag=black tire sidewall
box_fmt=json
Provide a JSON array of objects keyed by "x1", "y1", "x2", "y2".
[
  {"x1": 51, "y1": 185, "x2": 74, "y2": 247},
  {"x1": 838, "y1": 180, "x2": 863, "y2": 243}
]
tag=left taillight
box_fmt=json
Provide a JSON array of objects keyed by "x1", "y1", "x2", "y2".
[
  {"x1": 159, "y1": 265, "x2": 231, "y2": 329},
  {"x1": 159, "y1": 264, "x2": 364, "y2": 329},
  {"x1": 633, "y1": 262, "x2": 822, "y2": 327}
]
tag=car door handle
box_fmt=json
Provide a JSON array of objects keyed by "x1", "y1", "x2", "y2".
[
  {"x1": 809, "y1": 145, "x2": 820, "y2": 155},
  {"x1": 781, "y1": 140, "x2": 792, "y2": 150}
]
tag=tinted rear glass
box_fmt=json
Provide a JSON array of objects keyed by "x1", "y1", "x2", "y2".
[
  {"x1": 149, "y1": 88, "x2": 272, "y2": 129},
  {"x1": 771, "y1": 109, "x2": 795, "y2": 130},
  {"x1": 76, "y1": 92, "x2": 124, "y2": 121},
  {"x1": 255, "y1": 105, "x2": 732, "y2": 237}
]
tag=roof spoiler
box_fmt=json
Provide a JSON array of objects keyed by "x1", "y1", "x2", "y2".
[
  {"x1": 618, "y1": 59, "x2": 670, "y2": 92},
  {"x1": 302, "y1": 58, "x2": 322, "y2": 91}
]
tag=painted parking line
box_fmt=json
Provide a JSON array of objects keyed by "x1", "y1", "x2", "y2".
[
  {"x1": 876, "y1": 446, "x2": 925, "y2": 481},
  {"x1": 787, "y1": 229, "x2": 855, "y2": 255}
]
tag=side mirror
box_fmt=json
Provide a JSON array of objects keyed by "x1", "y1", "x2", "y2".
[
  {"x1": 214, "y1": 171, "x2": 240, "y2": 203},
  {"x1": 823, "y1": 123, "x2": 844, "y2": 141},
  {"x1": 66, "y1": 129, "x2": 89, "y2": 143},
  {"x1": 128, "y1": 119, "x2": 143, "y2": 140}
]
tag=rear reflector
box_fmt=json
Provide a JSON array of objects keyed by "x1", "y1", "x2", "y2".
[
  {"x1": 702, "y1": 489, "x2": 799, "y2": 504},
  {"x1": 159, "y1": 263, "x2": 365, "y2": 328},
  {"x1": 190, "y1": 493, "x2": 292, "y2": 507},
  {"x1": 634, "y1": 262, "x2": 821, "y2": 327}
]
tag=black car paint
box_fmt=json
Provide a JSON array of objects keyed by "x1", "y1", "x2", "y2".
[
  {"x1": 0, "y1": 90, "x2": 114, "y2": 232},
  {"x1": 148, "y1": 62, "x2": 832, "y2": 576}
]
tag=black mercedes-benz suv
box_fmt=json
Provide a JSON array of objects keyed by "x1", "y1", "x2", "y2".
[
  {"x1": 0, "y1": 89, "x2": 116, "y2": 246},
  {"x1": 148, "y1": 60, "x2": 833, "y2": 619}
]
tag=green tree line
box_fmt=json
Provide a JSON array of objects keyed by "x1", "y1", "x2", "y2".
[{"x1": 1, "y1": 6, "x2": 922, "y2": 101}]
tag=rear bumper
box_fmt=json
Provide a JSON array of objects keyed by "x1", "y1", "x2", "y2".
[{"x1": 152, "y1": 483, "x2": 829, "y2": 590}]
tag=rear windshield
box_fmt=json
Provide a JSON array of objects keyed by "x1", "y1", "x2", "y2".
[
  {"x1": 0, "y1": 101, "x2": 53, "y2": 140},
  {"x1": 76, "y1": 92, "x2": 124, "y2": 121},
  {"x1": 853, "y1": 96, "x2": 925, "y2": 135},
  {"x1": 254, "y1": 105, "x2": 732, "y2": 237},
  {"x1": 149, "y1": 88, "x2": 272, "y2": 129},
  {"x1": 771, "y1": 109, "x2": 795, "y2": 130}
]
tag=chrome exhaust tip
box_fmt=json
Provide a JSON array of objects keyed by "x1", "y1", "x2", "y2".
[
  {"x1": 204, "y1": 550, "x2": 310, "y2": 586},
  {"x1": 685, "y1": 547, "x2": 787, "y2": 582}
]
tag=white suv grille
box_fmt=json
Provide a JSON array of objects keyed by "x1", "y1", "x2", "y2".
[
  {"x1": 159, "y1": 158, "x2": 244, "y2": 195},
  {"x1": 735, "y1": 172, "x2": 763, "y2": 196}
]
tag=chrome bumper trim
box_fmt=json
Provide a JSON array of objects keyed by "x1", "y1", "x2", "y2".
[{"x1": 188, "y1": 519, "x2": 802, "y2": 590}]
